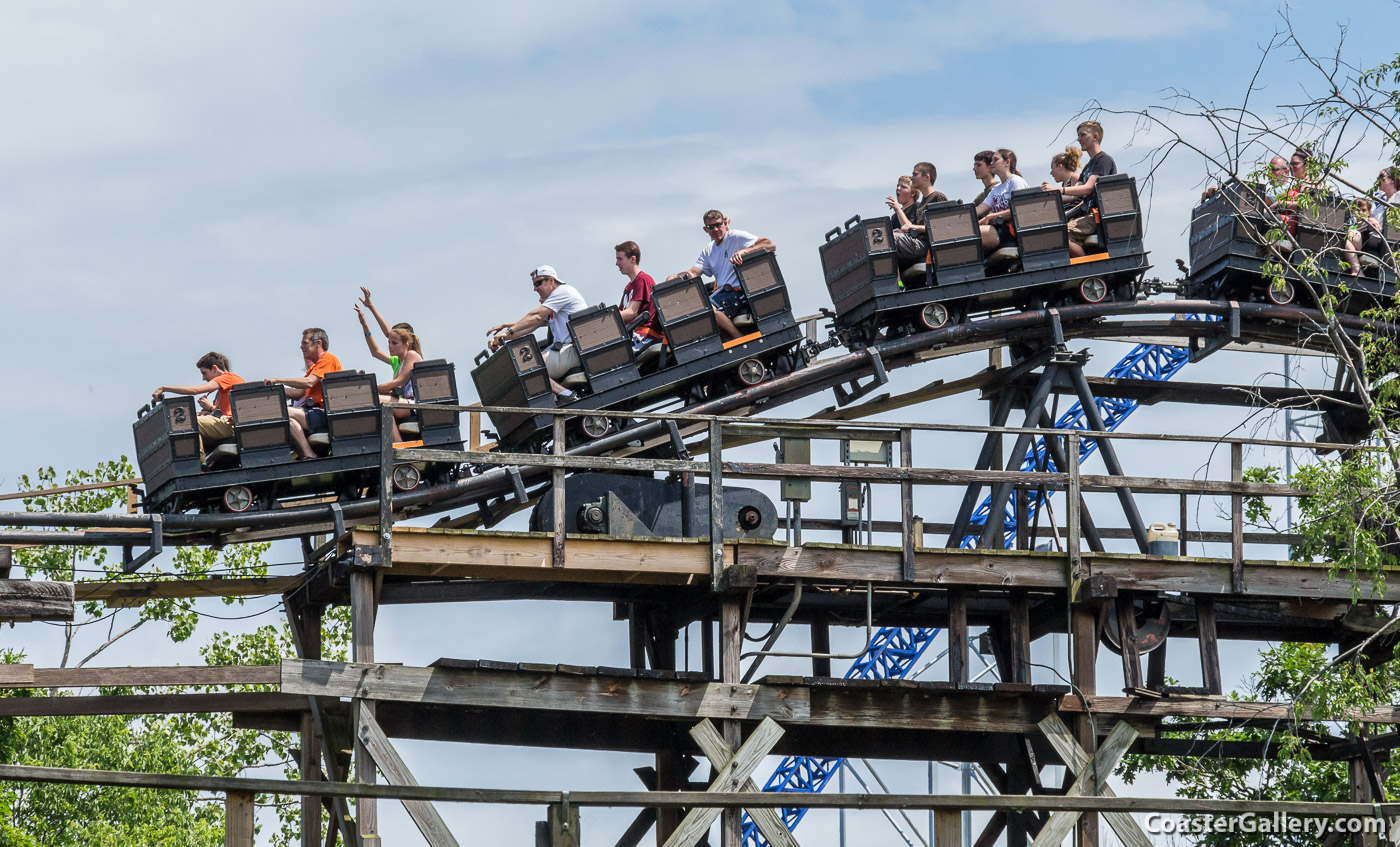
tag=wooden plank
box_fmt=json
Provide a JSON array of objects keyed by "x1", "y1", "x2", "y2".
[
  {"x1": 225, "y1": 790, "x2": 255, "y2": 847},
  {"x1": 1030, "y1": 721, "x2": 1140, "y2": 847},
  {"x1": 358, "y1": 710, "x2": 460, "y2": 847},
  {"x1": 0, "y1": 478, "x2": 141, "y2": 502},
  {"x1": 1061, "y1": 695, "x2": 1400, "y2": 724},
  {"x1": 78, "y1": 575, "x2": 301, "y2": 604},
  {"x1": 0, "y1": 580, "x2": 74, "y2": 621},
  {"x1": 690, "y1": 720, "x2": 799, "y2": 847},
  {"x1": 281, "y1": 660, "x2": 810, "y2": 723},
  {"x1": 662, "y1": 717, "x2": 785, "y2": 847},
  {"x1": 0, "y1": 664, "x2": 281, "y2": 689},
  {"x1": 0, "y1": 691, "x2": 301, "y2": 717},
  {"x1": 0, "y1": 664, "x2": 34, "y2": 685}
]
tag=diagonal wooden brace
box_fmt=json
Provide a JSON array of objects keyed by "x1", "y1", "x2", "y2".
[
  {"x1": 1031, "y1": 718, "x2": 1147, "y2": 847},
  {"x1": 1038, "y1": 715, "x2": 1153, "y2": 847},
  {"x1": 358, "y1": 709, "x2": 460, "y2": 847},
  {"x1": 662, "y1": 717, "x2": 786, "y2": 847},
  {"x1": 690, "y1": 719, "x2": 800, "y2": 847}
]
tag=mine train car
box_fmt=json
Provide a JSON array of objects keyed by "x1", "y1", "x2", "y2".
[
  {"x1": 1184, "y1": 179, "x2": 1398, "y2": 310},
  {"x1": 472, "y1": 248, "x2": 807, "y2": 453},
  {"x1": 133, "y1": 360, "x2": 463, "y2": 514},
  {"x1": 822, "y1": 174, "x2": 1150, "y2": 344}
]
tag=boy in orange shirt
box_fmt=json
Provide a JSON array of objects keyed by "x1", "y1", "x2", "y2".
[
  {"x1": 265, "y1": 328, "x2": 343, "y2": 459},
  {"x1": 152, "y1": 351, "x2": 246, "y2": 461}
]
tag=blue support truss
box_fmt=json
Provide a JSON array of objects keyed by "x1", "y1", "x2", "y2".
[{"x1": 742, "y1": 324, "x2": 1211, "y2": 846}]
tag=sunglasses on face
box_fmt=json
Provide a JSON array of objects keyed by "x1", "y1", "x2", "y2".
[{"x1": 704, "y1": 222, "x2": 724, "y2": 231}]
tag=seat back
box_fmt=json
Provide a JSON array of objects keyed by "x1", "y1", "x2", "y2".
[
  {"x1": 132, "y1": 396, "x2": 202, "y2": 502},
  {"x1": 567, "y1": 304, "x2": 639, "y2": 393},
  {"x1": 922, "y1": 201, "x2": 985, "y2": 285},
  {"x1": 1093, "y1": 174, "x2": 1144, "y2": 255},
  {"x1": 1010, "y1": 189, "x2": 1070, "y2": 271},
  {"x1": 230, "y1": 383, "x2": 294, "y2": 467},
  {"x1": 654, "y1": 275, "x2": 724, "y2": 365},
  {"x1": 734, "y1": 248, "x2": 796, "y2": 335},
  {"x1": 409, "y1": 359, "x2": 463, "y2": 448},
  {"x1": 321, "y1": 370, "x2": 381, "y2": 455},
  {"x1": 818, "y1": 216, "x2": 900, "y2": 315}
]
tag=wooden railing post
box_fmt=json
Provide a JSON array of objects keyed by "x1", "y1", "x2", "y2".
[
  {"x1": 709, "y1": 418, "x2": 725, "y2": 591},
  {"x1": 900, "y1": 427, "x2": 915, "y2": 580},
  {"x1": 552, "y1": 415, "x2": 567, "y2": 568},
  {"x1": 1231, "y1": 441, "x2": 1245, "y2": 592},
  {"x1": 225, "y1": 790, "x2": 254, "y2": 847}
]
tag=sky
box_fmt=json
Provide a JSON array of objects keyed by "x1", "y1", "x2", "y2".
[{"x1": 2, "y1": 1, "x2": 1399, "y2": 844}]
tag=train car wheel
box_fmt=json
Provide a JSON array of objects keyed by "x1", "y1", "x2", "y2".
[
  {"x1": 918, "y1": 303, "x2": 950, "y2": 330},
  {"x1": 581, "y1": 415, "x2": 612, "y2": 439},
  {"x1": 737, "y1": 358, "x2": 767, "y2": 386},
  {"x1": 392, "y1": 463, "x2": 422, "y2": 492},
  {"x1": 1079, "y1": 276, "x2": 1108, "y2": 304},
  {"x1": 1265, "y1": 279, "x2": 1295, "y2": 305},
  {"x1": 222, "y1": 485, "x2": 256, "y2": 513}
]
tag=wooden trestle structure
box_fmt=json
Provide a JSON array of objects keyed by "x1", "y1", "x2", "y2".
[{"x1": 2, "y1": 403, "x2": 1399, "y2": 847}]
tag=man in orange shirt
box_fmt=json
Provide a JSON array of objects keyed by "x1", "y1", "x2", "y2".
[
  {"x1": 152, "y1": 351, "x2": 246, "y2": 461},
  {"x1": 265, "y1": 328, "x2": 343, "y2": 459}
]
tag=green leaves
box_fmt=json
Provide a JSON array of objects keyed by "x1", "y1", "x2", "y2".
[{"x1": 0, "y1": 461, "x2": 351, "y2": 845}]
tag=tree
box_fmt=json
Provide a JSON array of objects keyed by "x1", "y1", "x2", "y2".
[
  {"x1": 1109, "y1": 9, "x2": 1400, "y2": 836},
  {"x1": 2, "y1": 460, "x2": 350, "y2": 845}
]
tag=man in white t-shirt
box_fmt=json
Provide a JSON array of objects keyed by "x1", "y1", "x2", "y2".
[
  {"x1": 488, "y1": 265, "x2": 589, "y2": 400},
  {"x1": 668, "y1": 210, "x2": 775, "y2": 340}
]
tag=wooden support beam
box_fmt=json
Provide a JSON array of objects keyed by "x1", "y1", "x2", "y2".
[
  {"x1": 350, "y1": 567, "x2": 379, "y2": 845},
  {"x1": 358, "y1": 709, "x2": 460, "y2": 847},
  {"x1": 948, "y1": 588, "x2": 968, "y2": 686},
  {"x1": 360, "y1": 527, "x2": 1400, "y2": 601},
  {"x1": 689, "y1": 720, "x2": 799, "y2": 847},
  {"x1": 281, "y1": 660, "x2": 809, "y2": 724},
  {"x1": 1009, "y1": 590, "x2": 1030, "y2": 684},
  {"x1": 225, "y1": 790, "x2": 255, "y2": 847},
  {"x1": 900, "y1": 427, "x2": 915, "y2": 580},
  {"x1": 933, "y1": 808, "x2": 962, "y2": 846},
  {"x1": 1195, "y1": 596, "x2": 1223, "y2": 695},
  {"x1": 1037, "y1": 716, "x2": 1153, "y2": 847},
  {"x1": 0, "y1": 579, "x2": 74, "y2": 622},
  {"x1": 1116, "y1": 595, "x2": 1143, "y2": 691},
  {"x1": 1031, "y1": 721, "x2": 1144, "y2": 847},
  {"x1": 1231, "y1": 441, "x2": 1245, "y2": 592},
  {"x1": 0, "y1": 664, "x2": 279, "y2": 689},
  {"x1": 662, "y1": 718, "x2": 785, "y2": 847},
  {"x1": 537, "y1": 802, "x2": 580, "y2": 847},
  {"x1": 1061, "y1": 695, "x2": 1400, "y2": 724},
  {"x1": 552, "y1": 416, "x2": 567, "y2": 569}
]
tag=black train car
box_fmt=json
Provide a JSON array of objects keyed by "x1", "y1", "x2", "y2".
[
  {"x1": 133, "y1": 362, "x2": 462, "y2": 514},
  {"x1": 471, "y1": 248, "x2": 805, "y2": 453},
  {"x1": 822, "y1": 175, "x2": 1150, "y2": 344},
  {"x1": 1184, "y1": 179, "x2": 1396, "y2": 310}
]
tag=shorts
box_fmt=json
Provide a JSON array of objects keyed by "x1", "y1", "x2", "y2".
[
  {"x1": 545, "y1": 343, "x2": 581, "y2": 380},
  {"x1": 710, "y1": 288, "x2": 748, "y2": 318},
  {"x1": 991, "y1": 220, "x2": 1016, "y2": 248},
  {"x1": 304, "y1": 408, "x2": 328, "y2": 433},
  {"x1": 1067, "y1": 214, "x2": 1097, "y2": 245}
]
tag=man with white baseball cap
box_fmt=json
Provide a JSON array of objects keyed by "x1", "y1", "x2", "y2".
[{"x1": 487, "y1": 265, "x2": 589, "y2": 401}]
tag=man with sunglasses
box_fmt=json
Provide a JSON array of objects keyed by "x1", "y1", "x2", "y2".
[
  {"x1": 487, "y1": 265, "x2": 588, "y2": 401},
  {"x1": 667, "y1": 210, "x2": 775, "y2": 340}
]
